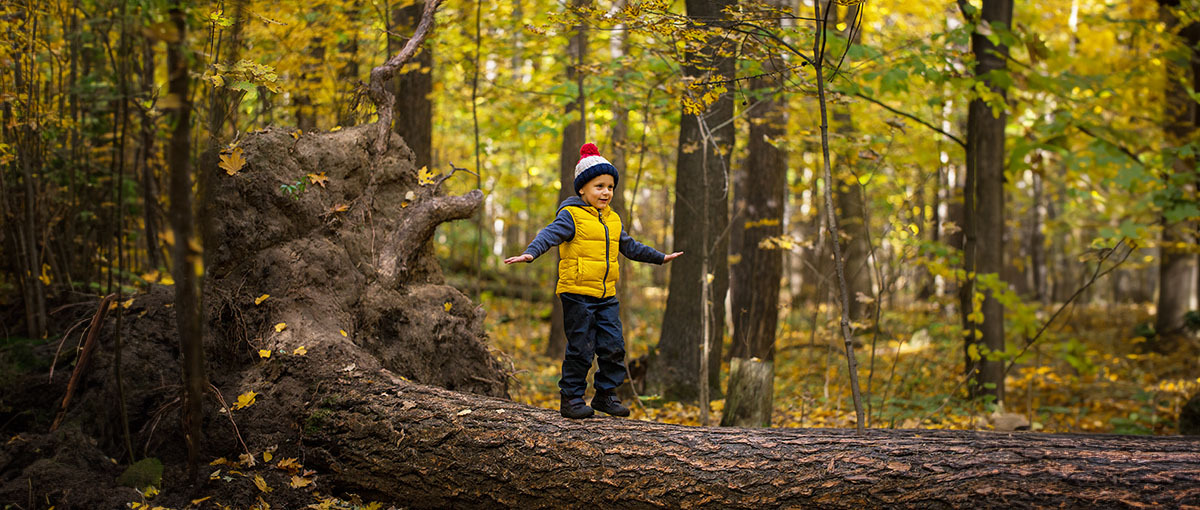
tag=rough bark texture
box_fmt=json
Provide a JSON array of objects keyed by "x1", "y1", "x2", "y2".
[
  {"x1": 962, "y1": 0, "x2": 1012, "y2": 401},
  {"x1": 649, "y1": 0, "x2": 735, "y2": 402},
  {"x1": 304, "y1": 376, "x2": 1200, "y2": 509}
]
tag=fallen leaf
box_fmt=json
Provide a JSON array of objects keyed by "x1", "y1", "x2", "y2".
[
  {"x1": 232, "y1": 391, "x2": 257, "y2": 410},
  {"x1": 330, "y1": 203, "x2": 349, "y2": 213},
  {"x1": 457, "y1": 409, "x2": 473, "y2": 416},
  {"x1": 306, "y1": 172, "x2": 329, "y2": 188},
  {"x1": 258, "y1": 349, "x2": 272, "y2": 359},
  {"x1": 418, "y1": 166, "x2": 434, "y2": 186},
  {"x1": 342, "y1": 363, "x2": 356, "y2": 372},
  {"x1": 330, "y1": 125, "x2": 342, "y2": 132},
  {"x1": 274, "y1": 322, "x2": 286, "y2": 332},
  {"x1": 192, "y1": 496, "x2": 213, "y2": 504},
  {"x1": 444, "y1": 302, "x2": 453, "y2": 312},
  {"x1": 255, "y1": 294, "x2": 269, "y2": 305},
  {"x1": 209, "y1": 469, "x2": 222, "y2": 480},
  {"x1": 263, "y1": 451, "x2": 273, "y2": 462},
  {"x1": 210, "y1": 457, "x2": 228, "y2": 466},
  {"x1": 290, "y1": 129, "x2": 302, "y2": 139},
  {"x1": 293, "y1": 345, "x2": 307, "y2": 356},
  {"x1": 405, "y1": 191, "x2": 415, "y2": 201},
  {"x1": 121, "y1": 298, "x2": 134, "y2": 308},
  {"x1": 289, "y1": 475, "x2": 313, "y2": 488},
  {"x1": 253, "y1": 474, "x2": 271, "y2": 493},
  {"x1": 219, "y1": 147, "x2": 246, "y2": 175},
  {"x1": 277, "y1": 457, "x2": 301, "y2": 473},
  {"x1": 339, "y1": 329, "x2": 348, "y2": 337}
]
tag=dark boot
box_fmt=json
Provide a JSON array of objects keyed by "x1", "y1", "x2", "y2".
[
  {"x1": 560, "y1": 394, "x2": 594, "y2": 419},
  {"x1": 590, "y1": 389, "x2": 630, "y2": 417}
]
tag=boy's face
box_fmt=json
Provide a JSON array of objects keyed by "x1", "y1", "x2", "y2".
[{"x1": 580, "y1": 174, "x2": 615, "y2": 210}]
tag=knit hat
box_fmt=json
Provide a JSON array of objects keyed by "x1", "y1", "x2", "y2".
[{"x1": 573, "y1": 143, "x2": 619, "y2": 195}]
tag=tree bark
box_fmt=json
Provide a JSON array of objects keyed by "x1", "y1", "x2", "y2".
[
  {"x1": 725, "y1": 41, "x2": 786, "y2": 427},
  {"x1": 961, "y1": 0, "x2": 1012, "y2": 402},
  {"x1": 303, "y1": 374, "x2": 1200, "y2": 509},
  {"x1": 391, "y1": 0, "x2": 434, "y2": 171},
  {"x1": 166, "y1": 0, "x2": 207, "y2": 478},
  {"x1": 649, "y1": 0, "x2": 735, "y2": 402},
  {"x1": 543, "y1": 0, "x2": 587, "y2": 359},
  {"x1": 1152, "y1": 0, "x2": 1199, "y2": 347}
]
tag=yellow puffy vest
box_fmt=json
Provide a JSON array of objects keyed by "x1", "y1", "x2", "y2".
[{"x1": 556, "y1": 205, "x2": 622, "y2": 298}]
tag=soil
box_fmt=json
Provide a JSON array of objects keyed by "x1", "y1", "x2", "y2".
[{"x1": 0, "y1": 125, "x2": 506, "y2": 508}]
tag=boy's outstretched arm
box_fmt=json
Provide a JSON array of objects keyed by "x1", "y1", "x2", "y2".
[
  {"x1": 619, "y1": 229, "x2": 682, "y2": 264},
  {"x1": 504, "y1": 208, "x2": 575, "y2": 264}
]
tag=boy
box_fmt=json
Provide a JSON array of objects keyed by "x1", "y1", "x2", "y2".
[{"x1": 505, "y1": 143, "x2": 682, "y2": 419}]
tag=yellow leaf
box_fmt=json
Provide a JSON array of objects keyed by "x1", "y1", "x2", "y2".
[
  {"x1": 339, "y1": 329, "x2": 348, "y2": 337},
  {"x1": 38, "y1": 263, "x2": 51, "y2": 285},
  {"x1": 290, "y1": 129, "x2": 302, "y2": 139},
  {"x1": 418, "y1": 166, "x2": 434, "y2": 186},
  {"x1": 122, "y1": 298, "x2": 134, "y2": 309},
  {"x1": 306, "y1": 172, "x2": 329, "y2": 188},
  {"x1": 364, "y1": 502, "x2": 383, "y2": 510},
  {"x1": 289, "y1": 475, "x2": 313, "y2": 488},
  {"x1": 219, "y1": 147, "x2": 246, "y2": 175},
  {"x1": 274, "y1": 322, "x2": 286, "y2": 332},
  {"x1": 255, "y1": 294, "x2": 270, "y2": 305},
  {"x1": 192, "y1": 496, "x2": 213, "y2": 504},
  {"x1": 444, "y1": 302, "x2": 452, "y2": 312},
  {"x1": 292, "y1": 345, "x2": 307, "y2": 356},
  {"x1": 232, "y1": 391, "x2": 257, "y2": 410},
  {"x1": 276, "y1": 457, "x2": 301, "y2": 473},
  {"x1": 142, "y1": 486, "x2": 160, "y2": 498},
  {"x1": 253, "y1": 474, "x2": 271, "y2": 493},
  {"x1": 258, "y1": 349, "x2": 272, "y2": 359},
  {"x1": 330, "y1": 203, "x2": 349, "y2": 213},
  {"x1": 210, "y1": 457, "x2": 228, "y2": 466},
  {"x1": 330, "y1": 125, "x2": 342, "y2": 132},
  {"x1": 263, "y1": 451, "x2": 273, "y2": 462}
]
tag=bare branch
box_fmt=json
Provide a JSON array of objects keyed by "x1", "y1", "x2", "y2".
[{"x1": 368, "y1": 0, "x2": 443, "y2": 154}]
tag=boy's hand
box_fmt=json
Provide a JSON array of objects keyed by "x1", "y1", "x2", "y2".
[
  {"x1": 504, "y1": 254, "x2": 534, "y2": 264},
  {"x1": 663, "y1": 251, "x2": 683, "y2": 263}
]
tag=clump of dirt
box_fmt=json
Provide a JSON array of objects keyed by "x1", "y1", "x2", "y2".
[{"x1": 0, "y1": 126, "x2": 507, "y2": 508}]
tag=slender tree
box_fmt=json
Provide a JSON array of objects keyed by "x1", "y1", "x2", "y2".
[
  {"x1": 723, "y1": 26, "x2": 787, "y2": 427},
  {"x1": 166, "y1": 1, "x2": 207, "y2": 478},
  {"x1": 391, "y1": 0, "x2": 434, "y2": 171},
  {"x1": 959, "y1": 0, "x2": 1013, "y2": 402},
  {"x1": 647, "y1": 0, "x2": 736, "y2": 404},
  {"x1": 544, "y1": 0, "x2": 589, "y2": 358},
  {"x1": 1152, "y1": 0, "x2": 1199, "y2": 348}
]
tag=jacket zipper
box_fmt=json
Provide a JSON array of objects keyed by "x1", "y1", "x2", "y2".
[{"x1": 599, "y1": 208, "x2": 611, "y2": 298}]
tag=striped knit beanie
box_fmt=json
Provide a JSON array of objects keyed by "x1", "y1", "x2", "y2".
[{"x1": 573, "y1": 143, "x2": 619, "y2": 194}]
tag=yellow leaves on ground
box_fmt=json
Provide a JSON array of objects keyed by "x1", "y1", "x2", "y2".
[
  {"x1": 306, "y1": 172, "x2": 328, "y2": 188},
  {"x1": 220, "y1": 147, "x2": 247, "y2": 175},
  {"x1": 232, "y1": 391, "x2": 257, "y2": 410},
  {"x1": 339, "y1": 329, "x2": 348, "y2": 337},
  {"x1": 329, "y1": 203, "x2": 349, "y2": 214},
  {"x1": 292, "y1": 345, "x2": 307, "y2": 356},
  {"x1": 259, "y1": 349, "x2": 272, "y2": 359},
  {"x1": 274, "y1": 322, "x2": 287, "y2": 332},
  {"x1": 255, "y1": 294, "x2": 270, "y2": 305},
  {"x1": 290, "y1": 129, "x2": 302, "y2": 139},
  {"x1": 276, "y1": 457, "x2": 301, "y2": 473},
  {"x1": 253, "y1": 474, "x2": 271, "y2": 493},
  {"x1": 444, "y1": 302, "x2": 453, "y2": 312},
  {"x1": 289, "y1": 475, "x2": 313, "y2": 488},
  {"x1": 263, "y1": 450, "x2": 273, "y2": 463}
]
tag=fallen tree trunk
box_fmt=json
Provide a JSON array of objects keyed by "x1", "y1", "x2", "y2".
[{"x1": 304, "y1": 371, "x2": 1200, "y2": 509}]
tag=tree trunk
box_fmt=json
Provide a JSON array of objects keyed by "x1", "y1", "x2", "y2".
[
  {"x1": 543, "y1": 0, "x2": 588, "y2": 359},
  {"x1": 304, "y1": 376, "x2": 1200, "y2": 509},
  {"x1": 725, "y1": 50, "x2": 786, "y2": 426},
  {"x1": 166, "y1": 1, "x2": 207, "y2": 478},
  {"x1": 391, "y1": 0, "x2": 434, "y2": 171},
  {"x1": 961, "y1": 0, "x2": 1012, "y2": 402},
  {"x1": 1152, "y1": 0, "x2": 1199, "y2": 347},
  {"x1": 648, "y1": 0, "x2": 735, "y2": 402}
]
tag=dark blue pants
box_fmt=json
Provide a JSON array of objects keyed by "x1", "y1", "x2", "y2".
[{"x1": 558, "y1": 292, "x2": 627, "y2": 397}]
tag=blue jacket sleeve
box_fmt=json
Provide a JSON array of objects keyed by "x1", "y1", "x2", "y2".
[
  {"x1": 522, "y1": 209, "x2": 575, "y2": 260},
  {"x1": 620, "y1": 229, "x2": 666, "y2": 264}
]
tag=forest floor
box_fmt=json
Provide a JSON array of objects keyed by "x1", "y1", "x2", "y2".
[{"x1": 483, "y1": 289, "x2": 1200, "y2": 435}]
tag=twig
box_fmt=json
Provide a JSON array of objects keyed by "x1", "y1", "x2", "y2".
[
  {"x1": 209, "y1": 383, "x2": 254, "y2": 463},
  {"x1": 1002, "y1": 239, "x2": 1134, "y2": 377},
  {"x1": 50, "y1": 294, "x2": 116, "y2": 432}
]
